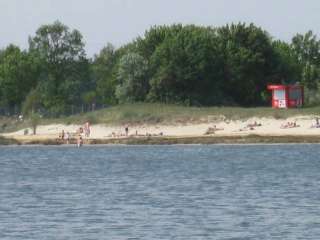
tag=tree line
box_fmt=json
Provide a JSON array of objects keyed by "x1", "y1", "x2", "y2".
[{"x1": 0, "y1": 21, "x2": 319, "y2": 116}]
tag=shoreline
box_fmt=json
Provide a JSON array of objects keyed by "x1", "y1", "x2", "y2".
[
  {"x1": 2, "y1": 134, "x2": 320, "y2": 145},
  {"x1": 2, "y1": 115, "x2": 320, "y2": 145}
]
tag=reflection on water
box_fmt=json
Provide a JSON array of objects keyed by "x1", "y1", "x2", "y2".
[{"x1": 0, "y1": 145, "x2": 320, "y2": 239}]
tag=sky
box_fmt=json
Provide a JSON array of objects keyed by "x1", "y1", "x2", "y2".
[{"x1": 0, "y1": 0, "x2": 320, "y2": 56}]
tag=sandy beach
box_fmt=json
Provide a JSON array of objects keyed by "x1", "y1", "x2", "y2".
[{"x1": 2, "y1": 115, "x2": 320, "y2": 144}]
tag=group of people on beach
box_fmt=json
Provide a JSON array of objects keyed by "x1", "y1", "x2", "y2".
[
  {"x1": 279, "y1": 118, "x2": 320, "y2": 129},
  {"x1": 205, "y1": 121, "x2": 264, "y2": 135},
  {"x1": 280, "y1": 121, "x2": 299, "y2": 129},
  {"x1": 56, "y1": 117, "x2": 320, "y2": 143},
  {"x1": 76, "y1": 121, "x2": 91, "y2": 147},
  {"x1": 59, "y1": 130, "x2": 71, "y2": 144},
  {"x1": 110, "y1": 125, "x2": 164, "y2": 138},
  {"x1": 239, "y1": 121, "x2": 262, "y2": 132},
  {"x1": 204, "y1": 118, "x2": 320, "y2": 135},
  {"x1": 58, "y1": 121, "x2": 91, "y2": 147}
]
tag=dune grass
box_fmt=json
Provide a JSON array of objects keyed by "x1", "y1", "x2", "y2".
[
  {"x1": 1, "y1": 103, "x2": 320, "y2": 133},
  {"x1": 54, "y1": 103, "x2": 320, "y2": 125},
  {"x1": 0, "y1": 135, "x2": 19, "y2": 145}
]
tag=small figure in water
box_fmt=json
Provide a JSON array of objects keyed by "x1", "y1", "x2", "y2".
[{"x1": 77, "y1": 135, "x2": 83, "y2": 148}]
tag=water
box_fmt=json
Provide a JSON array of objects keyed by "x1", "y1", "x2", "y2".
[{"x1": 0, "y1": 144, "x2": 320, "y2": 239}]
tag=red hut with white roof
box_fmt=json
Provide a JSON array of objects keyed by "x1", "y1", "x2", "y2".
[{"x1": 267, "y1": 84, "x2": 304, "y2": 108}]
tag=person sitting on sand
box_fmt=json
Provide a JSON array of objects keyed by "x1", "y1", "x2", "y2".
[
  {"x1": 205, "y1": 125, "x2": 224, "y2": 135},
  {"x1": 247, "y1": 121, "x2": 262, "y2": 128},
  {"x1": 311, "y1": 118, "x2": 320, "y2": 128},
  {"x1": 239, "y1": 126, "x2": 255, "y2": 132},
  {"x1": 281, "y1": 121, "x2": 300, "y2": 129},
  {"x1": 281, "y1": 122, "x2": 290, "y2": 129},
  {"x1": 238, "y1": 124, "x2": 256, "y2": 132}
]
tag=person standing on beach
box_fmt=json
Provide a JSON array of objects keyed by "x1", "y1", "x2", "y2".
[
  {"x1": 84, "y1": 121, "x2": 91, "y2": 138},
  {"x1": 125, "y1": 125, "x2": 129, "y2": 136},
  {"x1": 65, "y1": 132, "x2": 70, "y2": 144},
  {"x1": 60, "y1": 130, "x2": 65, "y2": 142}
]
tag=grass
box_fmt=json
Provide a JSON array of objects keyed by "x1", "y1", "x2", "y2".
[
  {"x1": 50, "y1": 103, "x2": 320, "y2": 124},
  {"x1": 0, "y1": 117, "x2": 31, "y2": 134},
  {"x1": 1, "y1": 103, "x2": 320, "y2": 133},
  {"x1": 0, "y1": 136, "x2": 19, "y2": 145}
]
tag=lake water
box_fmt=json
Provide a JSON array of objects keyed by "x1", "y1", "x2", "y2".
[{"x1": 0, "y1": 144, "x2": 320, "y2": 239}]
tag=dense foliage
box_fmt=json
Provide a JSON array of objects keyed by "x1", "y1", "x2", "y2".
[{"x1": 1, "y1": 21, "x2": 320, "y2": 116}]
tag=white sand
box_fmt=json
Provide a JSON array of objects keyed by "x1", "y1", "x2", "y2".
[{"x1": 2, "y1": 115, "x2": 320, "y2": 139}]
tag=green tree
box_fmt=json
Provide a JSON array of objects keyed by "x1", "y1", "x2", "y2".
[
  {"x1": 136, "y1": 24, "x2": 184, "y2": 59},
  {"x1": 302, "y1": 63, "x2": 319, "y2": 89},
  {"x1": 292, "y1": 30, "x2": 320, "y2": 65},
  {"x1": 115, "y1": 52, "x2": 149, "y2": 103},
  {"x1": 29, "y1": 20, "x2": 90, "y2": 114},
  {"x1": 291, "y1": 31, "x2": 320, "y2": 92},
  {"x1": 147, "y1": 25, "x2": 224, "y2": 105},
  {"x1": 217, "y1": 23, "x2": 278, "y2": 105},
  {"x1": 0, "y1": 45, "x2": 38, "y2": 109},
  {"x1": 21, "y1": 87, "x2": 41, "y2": 115},
  {"x1": 272, "y1": 41, "x2": 302, "y2": 84},
  {"x1": 82, "y1": 90, "x2": 97, "y2": 111},
  {"x1": 30, "y1": 113, "x2": 41, "y2": 135},
  {"x1": 92, "y1": 43, "x2": 117, "y2": 104}
]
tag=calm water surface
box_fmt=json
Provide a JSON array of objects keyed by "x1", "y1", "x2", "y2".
[{"x1": 0, "y1": 144, "x2": 320, "y2": 239}]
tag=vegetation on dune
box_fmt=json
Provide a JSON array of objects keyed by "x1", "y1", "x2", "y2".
[
  {"x1": 2, "y1": 103, "x2": 320, "y2": 134},
  {"x1": 0, "y1": 135, "x2": 19, "y2": 145}
]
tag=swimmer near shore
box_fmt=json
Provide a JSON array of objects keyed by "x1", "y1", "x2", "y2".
[{"x1": 77, "y1": 134, "x2": 83, "y2": 148}]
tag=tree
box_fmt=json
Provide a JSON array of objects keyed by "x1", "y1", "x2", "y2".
[
  {"x1": 82, "y1": 91, "x2": 97, "y2": 111},
  {"x1": 136, "y1": 24, "x2": 184, "y2": 59},
  {"x1": 291, "y1": 31, "x2": 320, "y2": 92},
  {"x1": 29, "y1": 20, "x2": 86, "y2": 66},
  {"x1": 30, "y1": 113, "x2": 40, "y2": 135},
  {"x1": 217, "y1": 23, "x2": 278, "y2": 105},
  {"x1": 272, "y1": 41, "x2": 302, "y2": 84},
  {"x1": 28, "y1": 20, "x2": 90, "y2": 114},
  {"x1": 292, "y1": 31, "x2": 320, "y2": 66},
  {"x1": 21, "y1": 87, "x2": 41, "y2": 115},
  {"x1": 0, "y1": 45, "x2": 38, "y2": 110},
  {"x1": 147, "y1": 25, "x2": 225, "y2": 105},
  {"x1": 92, "y1": 43, "x2": 117, "y2": 104},
  {"x1": 115, "y1": 52, "x2": 149, "y2": 103},
  {"x1": 302, "y1": 63, "x2": 319, "y2": 89}
]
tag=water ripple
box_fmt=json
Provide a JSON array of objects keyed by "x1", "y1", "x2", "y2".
[{"x1": 0, "y1": 144, "x2": 320, "y2": 239}]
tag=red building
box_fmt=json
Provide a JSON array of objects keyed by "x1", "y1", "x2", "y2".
[{"x1": 267, "y1": 84, "x2": 304, "y2": 108}]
